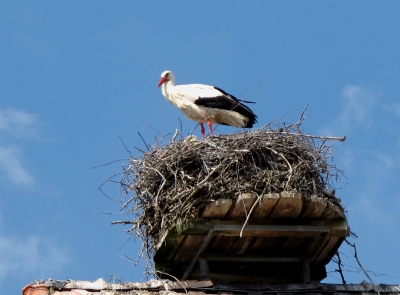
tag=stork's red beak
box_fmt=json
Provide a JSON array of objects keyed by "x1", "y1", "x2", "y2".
[{"x1": 157, "y1": 76, "x2": 167, "y2": 88}]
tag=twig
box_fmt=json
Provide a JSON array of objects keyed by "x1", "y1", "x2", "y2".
[
  {"x1": 119, "y1": 136, "x2": 132, "y2": 157},
  {"x1": 239, "y1": 187, "x2": 267, "y2": 237},
  {"x1": 172, "y1": 129, "x2": 179, "y2": 142},
  {"x1": 285, "y1": 132, "x2": 346, "y2": 142},
  {"x1": 143, "y1": 121, "x2": 162, "y2": 135},
  {"x1": 138, "y1": 132, "x2": 150, "y2": 151},
  {"x1": 153, "y1": 270, "x2": 188, "y2": 295},
  {"x1": 244, "y1": 74, "x2": 269, "y2": 101},
  {"x1": 265, "y1": 146, "x2": 293, "y2": 189},
  {"x1": 345, "y1": 239, "x2": 380, "y2": 295},
  {"x1": 111, "y1": 220, "x2": 135, "y2": 225},
  {"x1": 133, "y1": 146, "x2": 147, "y2": 154},
  {"x1": 334, "y1": 251, "x2": 346, "y2": 284},
  {"x1": 178, "y1": 117, "x2": 183, "y2": 140},
  {"x1": 158, "y1": 129, "x2": 179, "y2": 158},
  {"x1": 90, "y1": 159, "x2": 125, "y2": 169},
  {"x1": 197, "y1": 162, "x2": 224, "y2": 186}
]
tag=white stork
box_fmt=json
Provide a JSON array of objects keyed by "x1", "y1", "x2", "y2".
[{"x1": 157, "y1": 70, "x2": 257, "y2": 139}]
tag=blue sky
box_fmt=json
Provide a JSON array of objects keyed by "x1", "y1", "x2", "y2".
[{"x1": 1, "y1": 1, "x2": 400, "y2": 293}]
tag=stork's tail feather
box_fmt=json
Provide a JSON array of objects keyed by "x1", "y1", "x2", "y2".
[{"x1": 231, "y1": 102, "x2": 257, "y2": 128}]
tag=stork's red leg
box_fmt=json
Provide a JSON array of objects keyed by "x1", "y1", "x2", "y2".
[
  {"x1": 200, "y1": 123, "x2": 206, "y2": 140},
  {"x1": 207, "y1": 119, "x2": 214, "y2": 138}
]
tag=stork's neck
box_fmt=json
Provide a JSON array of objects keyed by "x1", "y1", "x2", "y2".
[{"x1": 161, "y1": 80, "x2": 174, "y2": 99}]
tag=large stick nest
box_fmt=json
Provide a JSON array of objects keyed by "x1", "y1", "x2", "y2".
[{"x1": 114, "y1": 120, "x2": 345, "y2": 258}]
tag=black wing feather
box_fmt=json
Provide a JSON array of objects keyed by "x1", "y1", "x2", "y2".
[{"x1": 194, "y1": 86, "x2": 258, "y2": 128}]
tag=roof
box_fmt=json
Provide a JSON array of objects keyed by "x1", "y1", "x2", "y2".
[{"x1": 22, "y1": 278, "x2": 400, "y2": 295}]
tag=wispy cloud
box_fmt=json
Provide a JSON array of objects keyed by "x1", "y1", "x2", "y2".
[
  {"x1": 0, "y1": 107, "x2": 42, "y2": 186},
  {"x1": 0, "y1": 146, "x2": 34, "y2": 185},
  {"x1": 320, "y1": 84, "x2": 400, "y2": 228},
  {"x1": 348, "y1": 192, "x2": 395, "y2": 228},
  {"x1": 339, "y1": 85, "x2": 380, "y2": 130},
  {"x1": 383, "y1": 102, "x2": 400, "y2": 117},
  {"x1": 0, "y1": 233, "x2": 68, "y2": 281},
  {"x1": 0, "y1": 107, "x2": 41, "y2": 139},
  {"x1": 341, "y1": 148, "x2": 399, "y2": 228},
  {"x1": 321, "y1": 84, "x2": 380, "y2": 135}
]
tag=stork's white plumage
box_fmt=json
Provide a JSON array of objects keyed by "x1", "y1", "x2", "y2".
[{"x1": 157, "y1": 70, "x2": 257, "y2": 139}]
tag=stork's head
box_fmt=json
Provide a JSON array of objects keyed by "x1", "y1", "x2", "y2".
[{"x1": 158, "y1": 70, "x2": 175, "y2": 87}]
